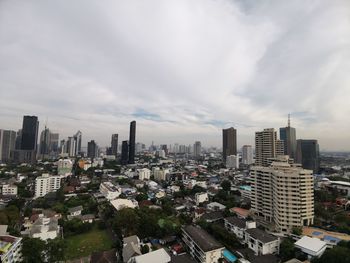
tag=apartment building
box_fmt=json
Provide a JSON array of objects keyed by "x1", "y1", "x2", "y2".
[
  {"x1": 1, "y1": 184, "x2": 18, "y2": 196},
  {"x1": 0, "y1": 235, "x2": 22, "y2": 263},
  {"x1": 34, "y1": 173, "x2": 61, "y2": 198},
  {"x1": 137, "y1": 168, "x2": 151, "y2": 181},
  {"x1": 182, "y1": 225, "x2": 224, "y2": 263},
  {"x1": 250, "y1": 156, "x2": 314, "y2": 233}
]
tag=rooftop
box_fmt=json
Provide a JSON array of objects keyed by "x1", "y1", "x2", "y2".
[
  {"x1": 294, "y1": 236, "x2": 327, "y2": 253},
  {"x1": 245, "y1": 228, "x2": 278, "y2": 243},
  {"x1": 183, "y1": 225, "x2": 224, "y2": 252},
  {"x1": 225, "y1": 217, "x2": 246, "y2": 229}
]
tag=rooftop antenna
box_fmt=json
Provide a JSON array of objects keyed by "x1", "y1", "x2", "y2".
[{"x1": 288, "y1": 114, "x2": 290, "y2": 127}]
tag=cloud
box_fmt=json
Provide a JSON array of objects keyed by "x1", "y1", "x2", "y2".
[{"x1": 0, "y1": 0, "x2": 349, "y2": 150}]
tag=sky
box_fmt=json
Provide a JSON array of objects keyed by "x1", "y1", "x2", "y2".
[{"x1": 0, "y1": 0, "x2": 349, "y2": 151}]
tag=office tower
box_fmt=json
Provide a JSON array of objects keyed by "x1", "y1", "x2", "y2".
[
  {"x1": 223, "y1": 127, "x2": 237, "y2": 162},
  {"x1": 174, "y1": 143, "x2": 179, "y2": 154},
  {"x1": 15, "y1": 129, "x2": 22, "y2": 150},
  {"x1": 0, "y1": 130, "x2": 16, "y2": 163},
  {"x1": 39, "y1": 127, "x2": 50, "y2": 156},
  {"x1": 74, "y1": 131, "x2": 82, "y2": 155},
  {"x1": 226, "y1": 155, "x2": 239, "y2": 169},
  {"x1": 250, "y1": 156, "x2": 314, "y2": 233},
  {"x1": 193, "y1": 141, "x2": 201, "y2": 158},
  {"x1": 87, "y1": 140, "x2": 98, "y2": 159},
  {"x1": 60, "y1": 139, "x2": 66, "y2": 155},
  {"x1": 121, "y1": 140, "x2": 129, "y2": 165},
  {"x1": 128, "y1": 121, "x2": 136, "y2": 164},
  {"x1": 160, "y1": 144, "x2": 168, "y2": 155},
  {"x1": 276, "y1": 139, "x2": 285, "y2": 156},
  {"x1": 66, "y1": 137, "x2": 76, "y2": 157},
  {"x1": 34, "y1": 173, "x2": 61, "y2": 198},
  {"x1": 242, "y1": 145, "x2": 253, "y2": 165},
  {"x1": 296, "y1": 139, "x2": 320, "y2": 173},
  {"x1": 280, "y1": 115, "x2": 297, "y2": 159},
  {"x1": 136, "y1": 142, "x2": 143, "y2": 154},
  {"x1": 111, "y1": 134, "x2": 118, "y2": 156},
  {"x1": 255, "y1": 128, "x2": 281, "y2": 167},
  {"x1": 21, "y1": 115, "x2": 39, "y2": 151},
  {"x1": 50, "y1": 133, "x2": 59, "y2": 155}
]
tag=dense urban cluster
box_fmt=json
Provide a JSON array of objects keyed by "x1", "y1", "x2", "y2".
[{"x1": 0, "y1": 115, "x2": 349, "y2": 263}]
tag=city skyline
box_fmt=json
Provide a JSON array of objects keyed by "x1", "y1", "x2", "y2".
[{"x1": 0, "y1": 1, "x2": 349, "y2": 151}]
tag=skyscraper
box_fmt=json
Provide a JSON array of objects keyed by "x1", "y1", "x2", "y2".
[
  {"x1": 255, "y1": 128, "x2": 284, "y2": 167},
  {"x1": 87, "y1": 140, "x2": 98, "y2": 159},
  {"x1": 296, "y1": 139, "x2": 320, "y2": 173},
  {"x1": 121, "y1": 140, "x2": 129, "y2": 165},
  {"x1": 0, "y1": 130, "x2": 16, "y2": 163},
  {"x1": 223, "y1": 127, "x2": 237, "y2": 162},
  {"x1": 74, "y1": 131, "x2": 82, "y2": 155},
  {"x1": 111, "y1": 134, "x2": 118, "y2": 156},
  {"x1": 128, "y1": 121, "x2": 136, "y2": 164},
  {"x1": 21, "y1": 115, "x2": 39, "y2": 151},
  {"x1": 242, "y1": 145, "x2": 253, "y2": 165},
  {"x1": 280, "y1": 115, "x2": 297, "y2": 159},
  {"x1": 39, "y1": 127, "x2": 50, "y2": 156},
  {"x1": 193, "y1": 141, "x2": 201, "y2": 158}
]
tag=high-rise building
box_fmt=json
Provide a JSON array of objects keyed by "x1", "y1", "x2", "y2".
[
  {"x1": 121, "y1": 140, "x2": 129, "y2": 165},
  {"x1": 250, "y1": 156, "x2": 314, "y2": 233},
  {"x1": 15, "y1": 129, "x2": 22, "y2": 150},
  {"x1": 226, "y1": 155, "x2": 239, "y2": 169},
  {"x1": 0, "y1": 130, "x2": 16, "y2": 163},
  {"x1": 160, "y1": 144, "x2": 168, "y2": 155},
  {"x1": 111, "y1": 134, "x2": 118, "y2": 156},
  {"x1": 128, "y1": 121, "x2": 136, "y2": 164},
  {"x1": 223, "y1": 127, "x2": 237, "y2": 162},
  {"x1": 193, "y1": 141, "x2": 201, "y2": 158},
  {"x1": 50, "y1": 133, "x2": 59, "y2": 155},
  {"x1": 255, "y1": 128, "x2": 284, "y2": 167},
  {"x1": 39, "y1": 127, "x2": 50, "y2": 157},
  {"x1": 87, "y1": 140, "x2": 98, "y2": 159},
  {"x1": 66, "y1": 137, "x2": 76, "y2": 157},
  {"x1": 34, "y1": 173, "x2": 61, "y2": 198},
  {"x1": 74, "y1": 131, "x2": 82, "y2": 155},
  {"x1": 20, "y1": 115, "x2": 39, "y2": 151},
  {"x1": 296, "y1": 139, "x2": 320, "y2": 173},
  {"x1": 280, "y1": 115, "x2": 297, "y2": 159},
  {"x1": 242, "y1": 145, "x2": 253, "y2": 165}
]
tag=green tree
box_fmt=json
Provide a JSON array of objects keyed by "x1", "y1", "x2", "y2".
[
  {"x1": 279, "y1": 238, "x2": 297, "y2": 262},
  {"x1": 221, "y1": 180, "x2": 231, "y2": 192},
  {"x1": 141, "y1": 245, "x2": 150, "y2": 254},
  {"x1": 47, "y1": 238, "x2": 66, "y2": 263},
  {"x1": 292, "y1": 227, "x2": 303, "y2": 236},
  {"x1": 22, "y1": 237, "x2": 46, "y2": 263},
  {"x1": 312, "y1": 245, "x2": 350, "y2": 263}
]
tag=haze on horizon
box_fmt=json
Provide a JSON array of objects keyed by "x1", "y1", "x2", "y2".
[{"x1": 0, "y1": 0, "x2": 349, "y2": 151}]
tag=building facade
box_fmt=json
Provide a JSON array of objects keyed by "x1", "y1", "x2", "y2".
[
  {"x1": 34, "y1": 174, "x2": 61, "y2": 198},
  {"x1": 128, "y1": 121, "x2": 136, "y2": 164},
  {"x1": 242, "y1": 145, "x2": 253, "y2": 165},
  {"x1": 223, "y1": 127, "x2": 237, "y2": 163},
  {"x1": 296, "y1": 139, "x2": 320, "y2": 173}
]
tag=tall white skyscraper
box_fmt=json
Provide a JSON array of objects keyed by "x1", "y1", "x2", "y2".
[{"x1": 242, "y1": 145, "x2": 253, "y2": 165}]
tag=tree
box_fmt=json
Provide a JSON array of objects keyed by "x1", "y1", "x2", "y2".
[
  {"x1": 292, "y1": 227, "x2": 303, "y2": 236},
  {"x1": 221, "y1": 180, "x2": 231, "y2": 192},
  {"x1": 22, "y1": 237, "x2": 46, "y2": 263},
  {"x1": 47, "y1": 238, "x2": 66, "y2": 263},
  {"x1": 135, "y1": 193, "x2": 148, "y2": 202},
  {"x1": 279, "y1": 238, "x2": 297, "y2": 262},
  {"x1": 141, "y1": 245, "x2": 150, "y2": 254},
  {"x1": 312, "y1": 244, "x2": 350, "y2": 263},
  {"x1": 114, "y1": 208, "x2": 140, "y2": 236}
]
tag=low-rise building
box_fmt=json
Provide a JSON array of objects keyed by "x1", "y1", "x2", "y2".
[
  {"x1": 57, "y1": 158, "x2": 73, "y2": 175},
  {"x1": 111, "y1": 199, "x2": 138, "y2": 211},
  {"x1": 182, "y1": 225, "x2": 224, "y2": 263},
  {"x1": 131, "y1": 248, "x2": 171, "y2": 263},
  {"x1": 294, "y1": 236, "x2": 327, "y2": 259},
  {"x1": 24, "y1": 214, "x2": 60, "y2": 241},
  {"x1": 99, "y1": 182, "x2": 121, "y2": 200},
  {"x1": 123, "y1": 235, "x2": 141, "y2": 263},
  {"x1": 224, "y1": 217, "x2": 256, "y2": 240},
  {"x1": 1, "y1": 184, "x2": 17, "y2": 196},
  {"x1": 195, "y1": 192, "x2": 209, "y2": 205},
  {"x1": 0, "y1": 235, "x2": 22, "y2": 263},
  {"x1": 68, "y1": 206, "x2": 83, "y2": 217},
  {"x1": 244, "y1": 228, "x2": 279, "y2": 256},
  {"x1": 206, "y1": 202, "x2": 226, "y2": 211}
]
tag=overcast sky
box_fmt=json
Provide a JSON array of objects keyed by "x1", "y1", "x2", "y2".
[{"x1": 0, "y1": 0, "x2": 349, "y2": 151}]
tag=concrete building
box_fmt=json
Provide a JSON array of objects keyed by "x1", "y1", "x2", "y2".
[
  {"x1": 193, "y1": 141, "x2": 201, "y2": 159},
  {"x1": 131, "y1": 248, "x2": 170, "y2": 263},
  {"x1": 195, "y1": 192, "x2": 209, "y2": 205},
  {"x1": 0, "y1": 130, "x2": 16, "y2": 163},
  {"x1": 255, "y1": 128, "x2": 284, "y2": 167},
  {"x1": 111, "y1": 134, "x2": 118, "y2": 156},
  {"x1": 87, "y1": 140, "x2": 98, "y2": 159},
  {"x1": 129, "y1": 121, "x2": 136, "y2": 164},
  {"x1": 153, "y1": 168, "x2": 169, "y2": 181},
  {"x1": 123, "y1": 235, "x2": 141, "y2": 263},
  {"x1": 250, "y1": 156, "x2": 314, "y2": 233},
  {"x1": 1, "y1": 184, "x2": 17, "y2": 196},
  {"x1": 110, "y1": 198, "x2": 138, "y2": 211},
  {"x1": 242, "y1": 145, "x2": 253, "y2": 165},
  {"x1": 224, "y1": 217, "x2": 256, "y2": 240},
  {"x1": 137, "y1": 168, "x2": 151, "y2": 180},
  {"x1": 99, "y1": 182, "x2": 121, "y2": 201},
  {"x1": 223, "y1": 127, "x2": 237, "y2": 163},
  {"x1": 182, "y1": 225, "x2": 224, "y2": 263},
  {"x1": 0, "y1": 235, "x2": 22, "y2": 263},
  {"x1": 34, "y1": 174, "x2": 61, "y2": 198},
  {"x1": 28, "y1": 215, "x2": 60, "y2": 241},
  {"x1": 244, "y1": 228, "x2": 280, "y2": 256},
  {"x1": 57, "y1": 158, "x2": 73, "y2": 175},
  {"x1": 226, "y1": 155, "x2": 239, "y2": 169}
]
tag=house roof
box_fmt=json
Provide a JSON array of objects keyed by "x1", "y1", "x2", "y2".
[
  {"x1": 245, "y1": 228, "x2": 278, "y2": 243},
  {"x1": 183, "y1": 225, "x2": 224, "y2": 252},
  {"x1": 230, "y1": 207, "x2": 250, "y2": 218},
  {"x1": 225, "y1": 217, "x2": 246, "y2": 229},
  {"x1": 294, "y1": 236, "x2": 327, "y2": 253},
  {"x1": 68, "y1": 205, "x2": 83, "y2": 213},
  {"x1": 134, "y1": 248, "x2": 170, "y2": 263},
  {"x1": 201, "y1": 211, "x2": 223, "y2": 222}
]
